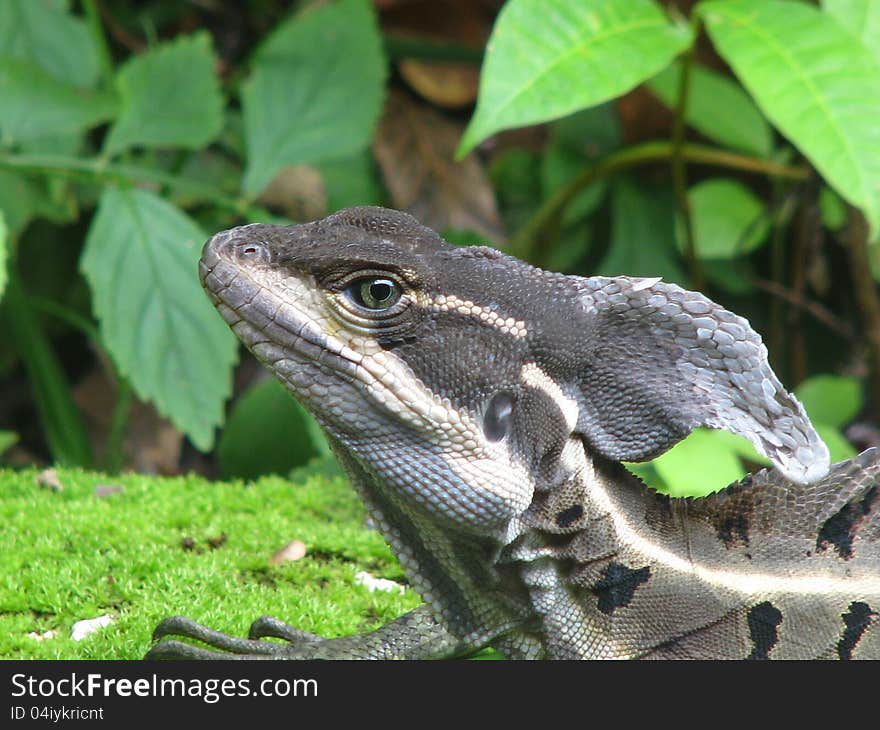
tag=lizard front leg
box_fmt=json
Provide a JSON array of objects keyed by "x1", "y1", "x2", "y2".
[{"x1": 145, "y1": 605, "x2": 481, "y2": 659}]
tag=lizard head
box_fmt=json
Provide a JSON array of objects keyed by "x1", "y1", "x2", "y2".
[{"x1": 200, "y1": 206, "x2": 829, "y2": 533}]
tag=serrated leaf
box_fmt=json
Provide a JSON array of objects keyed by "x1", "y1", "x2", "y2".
[
  {"x1": 0, "y1": 57, "x2": 115, "y2": 144},
  {"x1": 104, "y1": 33, "x2": 223, "y2": 156},
  {"x1": 241, "y1": 0, "x2": 386, "y2": 196},
  {"x1": 81, "y1": 187, "x2": 237, "y2": 450},
  {"x1": 600, "y1": 177, "x2": 688, "y2": 284},
  {"x1": 647, "y1": 61, "x2": 773, "y2": 156},
  {"x1": 218, "y1": 378, "x2": 318, "y2": 480},
  {"x1": 822, "y1": 0, "x2": 880, "y2": 66},
  {"x1": 698, "y1": 0, "x2": 880, "y2": 240},
  {"x1": 0, "y1": 0, "x2": 99, "y2": 87},
  {"x1": 794, "y1": 374, "x2": 862, "y2": 429},
  {"x1": 682, "y1": 178, "x2": 769, "y2": 260},
  {"x1": 458, "y1": 0, "x2": 693, "y2": 155},
  {"x1": 651, "y1": 428, "x2": 747, "y2": 497}
]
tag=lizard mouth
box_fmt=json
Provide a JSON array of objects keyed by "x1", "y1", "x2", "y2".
[{"x1": 199, "y1": 231, "x2": 364, "y2": 384}]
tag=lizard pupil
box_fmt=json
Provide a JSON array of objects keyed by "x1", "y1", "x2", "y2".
[{"x1": 350, "y1": 277, "x2": 400, "y2": 310}]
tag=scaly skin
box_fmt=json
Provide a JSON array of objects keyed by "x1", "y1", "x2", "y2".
[{"x1": 147, "y1": 207, "x2": 878, "y2": 660}]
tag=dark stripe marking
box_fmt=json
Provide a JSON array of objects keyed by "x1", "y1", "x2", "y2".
[
  {"x1": 816, "y1": 485, "x2": 878, "y2": 560},
  {"x1": 717, "y1": 511, "x2": 750, "y2": 548},
  {"x1": 591, "y1": 563, "x2": 651, "y2": 615},
  {"x1": 746, "y1": 601, "x2": 782, "y2": 660},
  {"x1": 555, "y1": 505, "x2": 583, "y2": 528},
  {"x1": 838, "y1": 601, "x2": 876, "y2": 660}
]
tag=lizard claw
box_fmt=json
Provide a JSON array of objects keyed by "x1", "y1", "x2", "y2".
[{"x1": 146, "y1": 615, "x2": 313, "y2": 659}]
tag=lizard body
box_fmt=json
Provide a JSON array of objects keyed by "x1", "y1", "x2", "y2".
[{"x1": 149, "y1": 207, "x2": 879, "y2": 660}]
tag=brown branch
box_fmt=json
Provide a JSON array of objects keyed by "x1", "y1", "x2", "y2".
[
  {"x1": 751, "y1": 277, "x2": 854, "y2": 341},
  {"x1": 846, "y1": 208, "x2": 880, "y2": 423}
]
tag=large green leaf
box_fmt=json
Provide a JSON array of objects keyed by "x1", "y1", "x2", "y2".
[
  {"x1": 699, "y1": 0, "x2": 880, "y2": 239},
  {"x1": 104, "y1": 33, "x2": 224, "y2": 156},
  {"x1": 218, "y1": 378, "x2": 319, "y2": 480},
  {"x1": 647, "y1": 62, "x2": 773, "y2": 157},
  {"x1": 651, "y1": 428, "x2": 747, "y2": 497},
  {"x1": 0, "y1": 0, "x2": 99, "y2": 87},
  {"x1": 822, "y1": 0, "x2": 880, "y2": 66},
  {"x1": 0, "y1": 58, "x2": 115, "y2": 145},
  {"x1": 794, "y1": 374, "x2": 862, "y2": 429},
  {"x1": 81, "y1": 188, "x2": 237, "y2": 450},
  {"x1": 458, "y1": 0, "x2": 693, "y2": 155},
  {"x1": 682, "y1": 178, "x2": 769, "y2": 260},
  {"x1": 599, "y1": 176, "x2": 688, "y2": 284},
  {"x1": 241, "y1": 0, "x2": 386, "y2": 196}
]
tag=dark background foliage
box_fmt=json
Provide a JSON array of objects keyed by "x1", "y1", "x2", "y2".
[{"x1": 1, "y1": 0, "x2": 878, "y2": 497}]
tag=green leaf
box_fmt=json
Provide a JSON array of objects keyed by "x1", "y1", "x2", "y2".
[
  {"x1": 819, "y1": 186, "x2": 847, "y2": 231},
  {"x1": 317, "y1": 151, "x2": 385, "y2": 212},
  {"x1": 458, "y1": 0, "x2": 693, "y2": 155},
  {"x1": 81, "y1": 187, "x2": 237, "y2": 450},
  {"x1": 540, "y1": 105, "x2": 621, "y2": 226},
  {"x1": 794, "y1": 374, "x2": 862, "y2": 429},
  {"x1": 698, "y1": 0, "x2": 880, "y2": 240},
  {"x1": 814, "y1": 423, "x2": 857, "y2": 463},
  {"x1": 682, "y1": 178, "x2": 769, "y2": 259},
  {"x1": 822, "y1": 0, "x2": 880, "y2": 66},
  {"x1": 0, "y1": 171, "x2": 41, "y2": 237},
  {"x1": 218, "y1": 378, "x2": 319, "y2": 480},
  {"x1": 241, "y1": 0, "x2": 387, "y2": 196},
  {"x1": 0, "y1": 58, "x2": 115, "y2": 145},
  {"x1": 104, "y1": 33, "x2": 224, "y2": 156},
  {"x1": 651, "y1": 428, "x2": 747, "y2": 497},
  {"x1": 599, "y1": 177, "x2": 688, "y2": 284},
  {"x1": 0, "y1": 0, "x2": 99, "y2": 87},
  {"x1": 647, "y1": 61, "x2": 773, "y2": 157}
]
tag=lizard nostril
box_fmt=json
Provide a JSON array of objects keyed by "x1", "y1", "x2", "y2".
[{"x1": 234, "y1": 240, "x2": 270, "y2": 265}]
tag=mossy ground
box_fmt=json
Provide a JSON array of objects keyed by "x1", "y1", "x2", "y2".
[{"x1": 0, "y1": 460, "x2": 421, "y2": 659}]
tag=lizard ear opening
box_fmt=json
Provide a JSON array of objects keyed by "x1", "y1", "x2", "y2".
[{"x1": 571, "y1": 276, "x2": 829, "y2": 484}]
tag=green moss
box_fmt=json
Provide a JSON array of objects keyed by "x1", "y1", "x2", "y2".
[{"x1": 0, "y1": 460, "x2": 420, "y2": 659}]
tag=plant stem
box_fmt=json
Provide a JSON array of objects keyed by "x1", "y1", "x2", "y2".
[
  {"x1": 671, "y1": 49, "x2": 702, "y2": 289},
  {"x1": 0, "y1": 153, "x2": 247, "y2": 214},
  {"x1": 846, "y1": 207, "x2": 880, "y2": 423},
  {"x1": 3, "y1": 269, "x2": 93, "y2": 467},
  {"x1": 383, "y1": 35, "x2": 484, "y2": 64},
  {"x1": 509, "y1": 141, "x2": 810, "y2": 259}
]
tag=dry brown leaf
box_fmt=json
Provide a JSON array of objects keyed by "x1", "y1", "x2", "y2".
[
  {"x1": 269, "y1": 540, "x2": 308, "y2": 565},
  {"x1": 35, "y1": 468, "x2": 63, "y2": 492},
  {"x1": 374, "y1": 90, "x2": 505, "y2": 243},
  {"x1": 398, "y1": 61, "x2": 479, "y2": 109},
  {"x1": 257, "y1": 165, "x2": 327, "y2": 221}
]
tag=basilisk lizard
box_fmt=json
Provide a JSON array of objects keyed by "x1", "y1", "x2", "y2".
[{"x1": 148, "y1": 207, "x2": 879, "y2": 659}]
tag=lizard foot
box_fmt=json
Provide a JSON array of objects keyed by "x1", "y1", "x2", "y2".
[{"x1": 145, "y1": 615, "x2": 322, "y2": 659}]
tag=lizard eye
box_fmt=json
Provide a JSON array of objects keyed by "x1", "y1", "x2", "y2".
[{"x1": 347, "y1": 277, "x2": 401, "y2": 311}]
